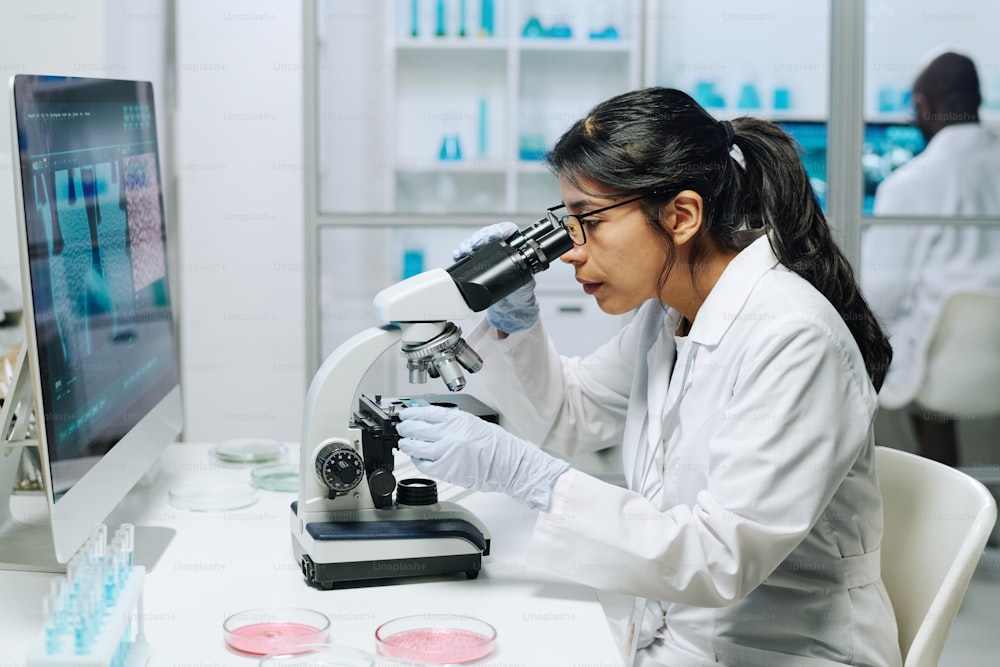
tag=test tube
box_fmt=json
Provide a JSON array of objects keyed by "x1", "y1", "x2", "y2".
[
  {"x1": 111, "y1": 533, "x2": 127, "y2": 588},
  {"x1": 66, "y1": 552, "x2": 84, "y2": 600},
  {"x1": 43, "y1": 594, "x2": 61, "y2": 655},
  {"x1": 74, "y1": 593, "x2": 92, "y2": 655},
  {"x1": 49, "y1": 579, "x2": 68, "y2": 635},
  {"x1": 120, "y1": 523, "x2": 134, "y2": 569},
  {"x1": 105, "y1": 549, "x2": 121, "y2": 605},
  {"x1": 91, "y1": 524, "x2": 107, "y2": 562}
]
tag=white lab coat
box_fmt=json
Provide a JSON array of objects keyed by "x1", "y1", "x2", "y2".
[
  {"x1": 865, "y1": 123, "x2": 1000, "y2": 409},
  {"x1": 464, "y1": 235, "x2": 901, "y2": 666}
]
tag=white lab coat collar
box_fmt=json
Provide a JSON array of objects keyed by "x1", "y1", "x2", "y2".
[
  {"x1": 686, "y1": 234, "x2": 781, "y2": 347},
  {"x1": 922, "y1": 122, "x2": 995, "y2": 158}
]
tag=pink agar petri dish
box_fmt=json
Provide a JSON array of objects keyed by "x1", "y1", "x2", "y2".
[
  {"x1": 223, "y1": 608, "x2": 331, "y2": 656},
  {"x1": 375, "y1": 614, "x2": 496, "y2": 664}
]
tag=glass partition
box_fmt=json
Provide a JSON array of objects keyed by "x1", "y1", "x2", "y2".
[
  {"x1": 864, "y1": 0, "x2": 1000, "y2": 217},
  {"x1": 861, "y1": 0, "x2": 1000, "y2": 470}
]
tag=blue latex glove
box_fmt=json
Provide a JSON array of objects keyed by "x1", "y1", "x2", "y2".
[
  {"x1": 453, "y1": 221, "x2": 540, "y2": 334},
  {"x1": 396, "y1": 405, "x2": 570, "y2": 511}
]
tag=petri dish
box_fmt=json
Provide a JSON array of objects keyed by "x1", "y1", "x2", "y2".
[
  {"x1": 259, "y1": 643, "x2": 385, "y2": 666},
  {"x1": 224, "y1": 608, "x2": 331, "y2": 656},
  {"x1": 375, "y1": 614, "x2": 496, "y2": 664},
  {"x1": 168, "y1": 478, "x2": 259, "y2": 512},
  {"x1": 252, "y1": 463, "x2": 299, "y2": 493},
  {"x1": 212, "y1": 438, "x2": 287, "y2": 465}
]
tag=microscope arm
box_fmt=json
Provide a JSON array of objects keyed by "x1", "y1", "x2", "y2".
[{"x1": 299, "y1": 325, "x2": 401, "y2": 515}]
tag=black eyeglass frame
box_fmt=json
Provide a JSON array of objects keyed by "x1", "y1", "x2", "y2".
[{"x1": 545, "y1": 192, "x2": 660, "y2": 246}]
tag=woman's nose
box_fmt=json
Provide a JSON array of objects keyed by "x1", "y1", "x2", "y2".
[{"x1": 560, "y1": 244, "x2": 586, "y2": 265}]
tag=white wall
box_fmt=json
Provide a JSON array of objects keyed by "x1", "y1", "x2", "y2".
[
  {"x1": 174, "y1": 0, "x2": 305, "y2": 442},
  {"x1": 0, "y1": 0, "x2": 167, "y2": 294},
  {"x1": 1, "y1": 1, "x2": 306, "y2": 443}
]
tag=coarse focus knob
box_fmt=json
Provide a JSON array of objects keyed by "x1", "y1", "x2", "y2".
[{"x1": 315, "y1": 443, "x2": 365, "y2": 495}]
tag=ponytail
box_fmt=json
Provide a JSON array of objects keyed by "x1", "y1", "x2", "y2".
[
  {"x1": 728, "y1": 118, "x2": 892, "y2": 390},
  {"x1": 548, "y1": 87, "x2": 892, "y2": 391}
]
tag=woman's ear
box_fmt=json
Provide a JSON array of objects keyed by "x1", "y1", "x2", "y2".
[{"x1": 661, "y1": 190, "x2": 704, "y2": 246}]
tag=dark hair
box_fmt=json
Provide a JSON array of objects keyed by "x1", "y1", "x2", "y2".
[
  {"x1": 547, "y1": 87, "x2": 892, "y2": 391},
  {"x1": 914, "y1": 51, "x2": 981, "y2": 120}
]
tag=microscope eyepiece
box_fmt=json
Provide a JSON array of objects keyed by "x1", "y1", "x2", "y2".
[{"x1": 446, "y1": 220, "x2": 573, "y2": 312}]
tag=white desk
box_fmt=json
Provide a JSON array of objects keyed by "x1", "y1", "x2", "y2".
[{"x1": 0, "y1": 442, "x2": 624, "y2": 665}]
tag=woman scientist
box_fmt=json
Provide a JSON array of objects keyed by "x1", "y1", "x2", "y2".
[{"x1": 396, "y1": 87, "x2": 902, "y2": 667}]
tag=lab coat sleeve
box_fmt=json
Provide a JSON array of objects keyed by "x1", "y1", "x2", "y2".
[
  {"x1": 462, "y1": 307, "x2": 646, "y2": 459},
  {"x1": 529, "y1": 315, "x2": 876, "y2": 606}
]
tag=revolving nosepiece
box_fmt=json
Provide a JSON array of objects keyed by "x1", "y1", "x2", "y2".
[{"x1": 402, "y1": 322, "x2": 483, "y2": 392}]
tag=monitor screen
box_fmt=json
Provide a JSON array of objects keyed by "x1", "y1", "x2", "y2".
[
  {"x1": 4, "y1": 75, "x2": 182, "y2": 568},
  {"x1": 776, "y1": 120, "x2": 926, "y2": 215},
  {"x1": 862, "y1": 121, "x2": 926, "y2": 214}
]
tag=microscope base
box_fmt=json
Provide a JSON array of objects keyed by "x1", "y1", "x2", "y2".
[
  {"x1": 299, "y1": 552, "x2": 483, "y2": 590},
  {"x1": 290, "y1": 502, "x2": 491, "y2": 590}
]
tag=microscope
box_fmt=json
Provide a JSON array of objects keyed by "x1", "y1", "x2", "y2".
[{"x1": 291, "y1": 218, "x2": 573, "y2": 589}]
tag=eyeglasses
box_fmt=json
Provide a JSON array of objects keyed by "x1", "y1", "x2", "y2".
[{"x1": 545, "y1": 192, "x2": 656, "y2": 246}]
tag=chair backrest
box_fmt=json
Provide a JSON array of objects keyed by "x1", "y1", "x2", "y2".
[
  {"x1": 915, "y1": 289, "x2": 1000, "y2": 418},
  {"x1": 875, "y1": 446, "x2": 997, "y2": 667}
]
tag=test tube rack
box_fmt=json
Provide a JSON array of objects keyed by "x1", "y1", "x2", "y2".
[{"x1": 26, "y1": 524, "x2": 149, "y2": 666}]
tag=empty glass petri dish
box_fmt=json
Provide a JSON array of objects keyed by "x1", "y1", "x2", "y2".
[
  {"x1": 224, "y1": 608, "x2": 331, "y2": 656},
  {"x1": 168, "y1": 478, "x2": 259, "y2": 512},
  {"x1": 212, "y1": 438, "x2": 287, "y2": 465},
  {"x1": 375, "y1": 614, "x2": 496, "y2": 664},
  {"x1": 251, "y1": 463, "x2": 299, "y2": 492},
  {"x1": 259, "y1": 643, "x2": 385, "y2": 666}
]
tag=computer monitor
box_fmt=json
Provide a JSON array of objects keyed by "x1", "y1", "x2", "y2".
[
  {"x1": 0, "y1": 75, "x2": 182, "y2": 572},
  {"x1": 776, "y1": 120, "x2": 926, "y2": 215},
  {"x1": 862, "y1": 121, "x2": 925, "y2": 214}
]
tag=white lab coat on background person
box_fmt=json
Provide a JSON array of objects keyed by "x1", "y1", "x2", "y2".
[
  {"x1": 864, "y1": 123, "x2": 1000, "y2": 409},
  {"x1": 464, "y1": 235, "x2": 901, "y2": 666}
]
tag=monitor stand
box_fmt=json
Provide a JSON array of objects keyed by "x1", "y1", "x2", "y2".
[
  {"x1": 0, "y1": 345, "x2": 174, "y2": 573},
  {"x1": 0, "y1": 492, "x2": 176, "y2": 573},
  {"x1": 0, "y1": 446, "x2": 176, "y2": 574}
]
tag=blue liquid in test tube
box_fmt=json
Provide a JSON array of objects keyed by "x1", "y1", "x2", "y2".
[
  {"x1": 478, "y1": 98, "x2": 488, "y2": 157},
  {"x1": 480, "y1": 0, "x2": 494, "y2": 37},
  {"x1": 436, "y1": 0, "x2": 446, "y2": 36}
]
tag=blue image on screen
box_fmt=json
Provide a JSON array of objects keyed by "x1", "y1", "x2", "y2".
[
  {"x1": 776, "y1": 120, "x2": 925, "y2": 215},
  {"x1": 862, "y1": 122, "x2": 925, "y2": 214}
]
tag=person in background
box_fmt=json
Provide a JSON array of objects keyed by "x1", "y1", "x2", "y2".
[
  {"x1": 865, "y1": 49, "x2": 1000, "y2": 466},
  {"x1": 397, "y1": 87, "x2": 901, "y2": 666}
]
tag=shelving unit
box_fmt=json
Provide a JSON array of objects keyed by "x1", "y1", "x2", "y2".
[{"x1": 317, "y1": 0, "x2": 643, "y2": 217}]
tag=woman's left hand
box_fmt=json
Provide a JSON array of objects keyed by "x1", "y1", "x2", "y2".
[{"x1": 396, "y1": 405, "x2": 569, "y2": 510}]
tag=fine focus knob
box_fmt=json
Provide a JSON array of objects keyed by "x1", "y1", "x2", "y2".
[{"x1": 315, "y1": 443, "x2": 365, "y2": 495}]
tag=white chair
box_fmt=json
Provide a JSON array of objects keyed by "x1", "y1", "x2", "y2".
[
  {"x1": 914, "y1": 289, "x2": 1000, "y2": 420},
  {"x1": 875, "y1": 446, "x2": 997, "y2": 667},
  {"x1": 913, "y1": 289, "x2": 1000, "y2": 484}
]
